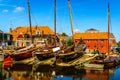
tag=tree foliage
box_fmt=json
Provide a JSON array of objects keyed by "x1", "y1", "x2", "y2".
[
  {"x1": 61, "y1": 32, "x2": 68, "y2": 36},
  {"x1": 67, "y1": 39, "x2": 73, "y2": 46},
  {"x1": 117, "y1": 41, "x2": 120, "y2": 47}
]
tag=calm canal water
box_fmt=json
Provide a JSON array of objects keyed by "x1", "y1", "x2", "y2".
[{"x1": 1, "y1": 63, "x2": 120, "y2": 80}]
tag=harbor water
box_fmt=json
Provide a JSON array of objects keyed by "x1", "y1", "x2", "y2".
[{"x1": 2, "y1": 63, "x2": 120, "y2": 80}]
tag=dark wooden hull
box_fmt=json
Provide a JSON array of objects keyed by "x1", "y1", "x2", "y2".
[
  {"x1": 91, "y1": 59, "x2": 115, "y2": 68},
  {"x1": 10, "y1": 47, "x2": 38, "y2": 61},
  {"x1": 35, "y1": 51, "x2": 55, "y2": 60},
  {"x1": 57, "y1": 51, "x2": 83, "y2": 63},
  {"x1": 90, "y1": 55, "x2": 120, "y2": 68},
  {"x1": 10, "y1": 52, "x2": 32, "y2": 61}
]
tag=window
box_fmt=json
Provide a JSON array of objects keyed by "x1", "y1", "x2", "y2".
[
  {"x1": 101, "y1": 40, "x2": 104, "y2": 42},
  {"x1": 94, "y1": 45, "x2": 96, "y2": 48},
  {"x1": 87, "y1": 46, "x2": 90, "y2": 48},
  {"x1": 101, "y1": 46, "x2": 104, "y2": 48},
  {"x1": 24, "y1": 34, "x2": 30, "y2": 38},
  {"x1": 87, "y1": 40, "x2": 90, "y2": 42},
  {"x1": 96, "y1": 40, "x2": 98, "y2": 42}
]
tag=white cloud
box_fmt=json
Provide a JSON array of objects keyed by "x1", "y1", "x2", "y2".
[
  {"x1": 2, "y1": 9, "x2": 9, "y2": 13},
  {"x1": 75, "y1": 29, "x2": 80, "y2": 33},
  {"x1": 13, "y1": 6, "x2": 25, "y2": 13}
]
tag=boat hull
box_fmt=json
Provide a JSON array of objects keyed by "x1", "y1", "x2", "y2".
[
  {"x1": 90, "y1": 54, "x2": 120, "y2": 68},
  {"x1": 10, "y1": 47, "x2": 38, "y2": 61},
  {"x1": 10, "y1": 52, "x2": 32, "y2": 61},
  {"x1": 35, "y1": 52, "x2": 55, "y2": 60},
  {"x1": 57, "y1": 51, "x2": 83, "y2": 63}
]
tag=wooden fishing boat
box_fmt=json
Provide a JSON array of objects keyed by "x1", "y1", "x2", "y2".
[
  {"x1": 33, "y1": 51, "x2": 54, "y2": 60},
  {"x1": 56, "y1": 41, "x2": 85, "y2": 63},
  {"x1": 33, "y1": 46, "x2": 60, "y2": 60},
  {"x1": 90, "y1": 54, "x2": 120, "y2": 68},
  {"x1": 10, "y1": 44, "x2": 38, "y2": 61},
  {"x1": 56, "y1": 51, "x2": 80, "y2": 63},
  {"x1": 34, "y1": 44, "x2": 78, "y2": 61}
]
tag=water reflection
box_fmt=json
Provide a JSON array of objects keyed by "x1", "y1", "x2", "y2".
[
  {"x1": 110, "y1": 67, "x2": 120, "y2": 80},
  {"x1": 3, "y1": 63, "x2": 120, "y2": 80}
]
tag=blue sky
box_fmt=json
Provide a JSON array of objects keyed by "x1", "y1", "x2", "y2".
[{"x1": 0, "y1": 0, "x2": 120, "y2": 42}]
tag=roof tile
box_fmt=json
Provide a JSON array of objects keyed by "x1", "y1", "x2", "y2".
[{"x1": 10, "y1": 26, "x2": 54, "y2": 40}]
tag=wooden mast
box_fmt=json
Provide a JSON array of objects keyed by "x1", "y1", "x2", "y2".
[
  {"x1": 53, "y1": 0, "x2": 57, "y2": 66},
  {"x1": 68, "y1": 0, "x2": 74, "y2": 42},
  {"x1": 54, "y1": 0, "x2": 56, "y2": 46},
  {"x1": 27, "y1": 0, "x2": 33, "y2": 44},
  {"x1": 108, "y1": 2, "x2": 110, "y2": 54}
]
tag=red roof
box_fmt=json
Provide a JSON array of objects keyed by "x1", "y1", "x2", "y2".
[
  {"x1": 9, "y1": 26, "x2": 54, "y2": 40},
  {"x1": 74, "y1": 32, "x2": 108, "y2": 39}
]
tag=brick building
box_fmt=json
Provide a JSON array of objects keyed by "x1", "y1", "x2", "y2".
[{"x1": 74, "y1": 28, "x2": 117, "y2": 53}]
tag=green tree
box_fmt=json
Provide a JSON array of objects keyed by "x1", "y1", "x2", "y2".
[
  {"x1": 67, "y1": 39, "x2": 73, "y2": 46},
  {"x1": 117, "y1": 41, "x2": 120, "y2": 47},
  {"x1": 61, "y1": 32, "x2": 68, "y2": 36}
]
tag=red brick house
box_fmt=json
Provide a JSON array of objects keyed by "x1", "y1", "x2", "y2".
[{"x1": 74, "y1": 28, "x2": 117, "y2": 53}]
